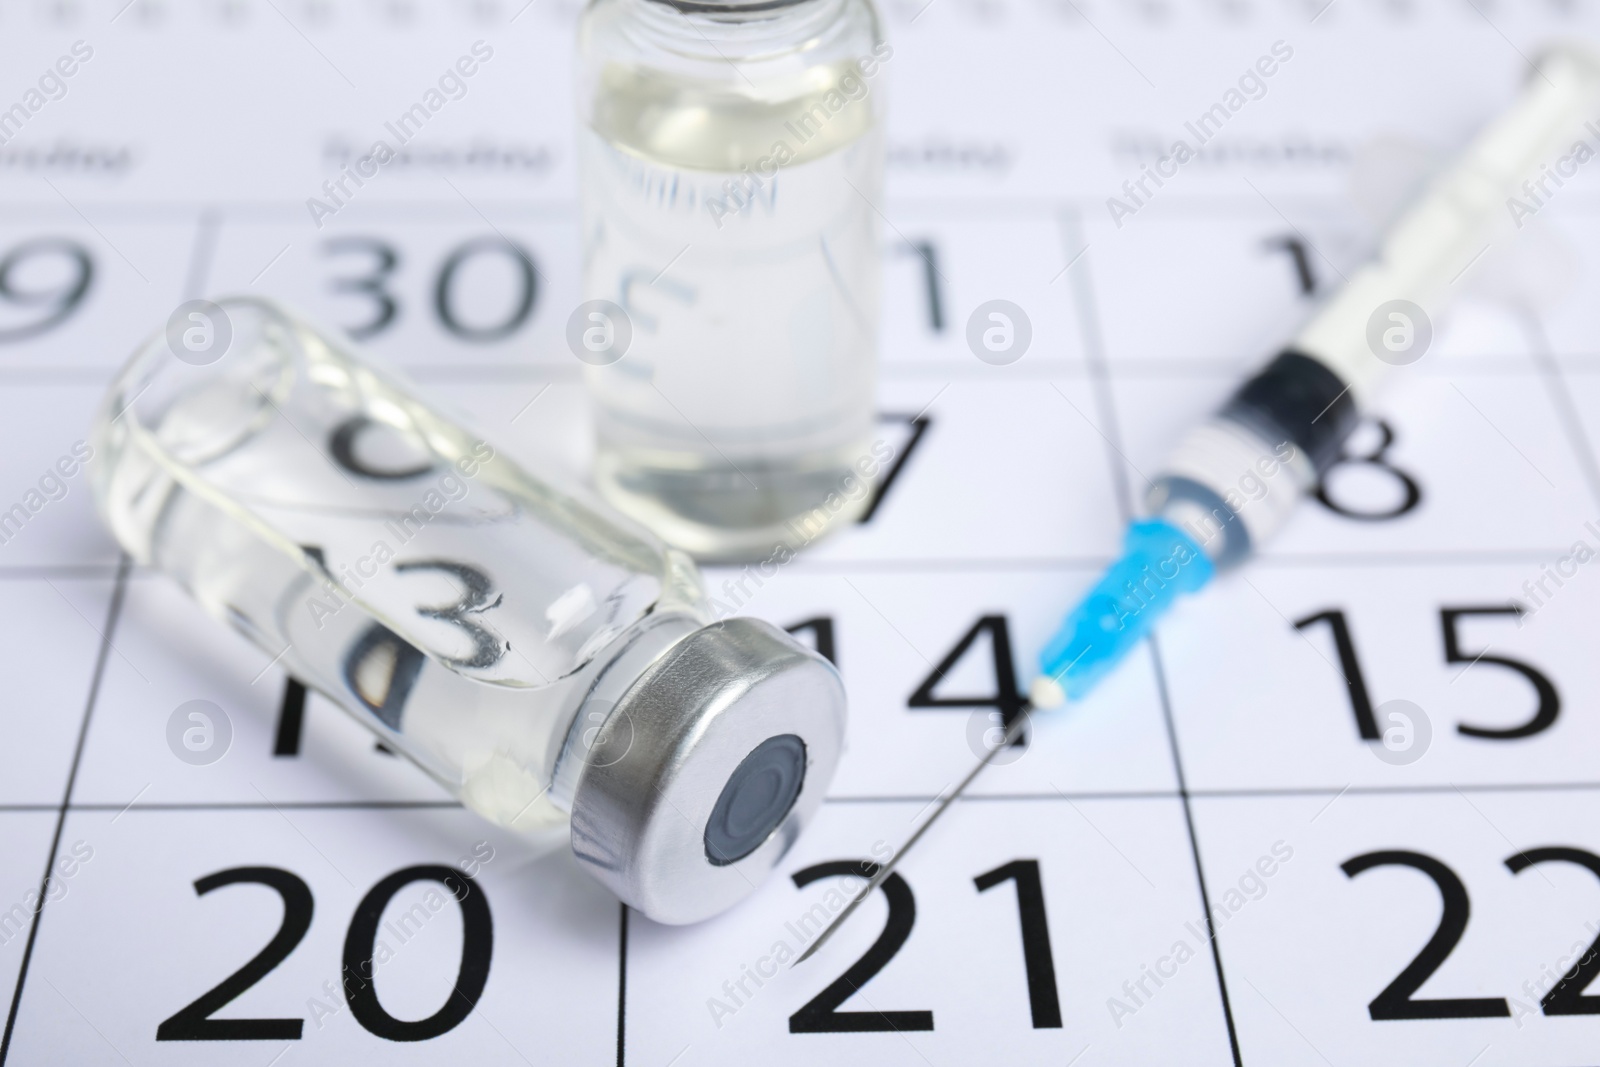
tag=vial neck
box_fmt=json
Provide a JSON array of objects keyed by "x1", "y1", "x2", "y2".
[
  {"x1": 620, "y1": 0, "x2": 850, "y2": 62},
  {"x1": 546, "y1": 611, "x2": 709, "y2": 814}
]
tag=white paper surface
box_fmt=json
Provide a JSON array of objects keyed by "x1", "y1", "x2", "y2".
[{"x1": 2, "y1": 2, "x2": 1600, "y2": 1063}]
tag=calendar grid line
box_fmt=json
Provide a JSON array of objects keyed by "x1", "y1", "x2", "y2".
[
  {"x1": 183, "y1": 209, "x2": 222, "y2": 306},
  {"x1": 0, "y1": 218, "x2": 219, "y2": 1065},
  {"x1": 57, "y1": 799, "x2": 466, "y2": 813},
  {"x1": 741, "y1": 549, "x2": 1585, "y2": 571},
  {"x1": 1529, "y1": 323, "x2": 1600, "y2": 514},
  {"x1": 1147, "y1": 636, "x2": 1246, "y2": 1067},
  {"x1": 0, "y1": 547, "x2": 1589, "y2": 581},
  {"x1": 0, "y1": 567, "x2": 123, "y2": 582},
  {"x1": 1056, "y1": 209, "x2": 1134, "y2": 522},
  {"x1": 1059, "y1": 205, "x2": 1246, "y2": 1065},
  {"x1": 826, "y1": 791, "x2": 1182, "y2": 804},
  {"x1": 1097, "y1": 357, "x2": 1555, "y2": 377},
  {"x1": 1188, "y1": 780, "x2": 1600, "y2": 798},
  {"x1": 34, "y1": 775, "x2": 1600, "y2": 820},
  {"x1": 828, "y1": 780, "x2": 1600, "y2": 802},
  {"x1": 0, "y1": 358, "x2": 1579, "y2": 387},
  {"x1": 616, "y1": 904, "x2": 629, "y2": 1067},
  {"x1": 0, "y1": 555, "x2": 131, "y2": 1067},
  {"x1": 4, "y1": 195, "x2": 1600, "y2": 224},
  {"x1": 0, "y1": 369, "x2": 121, "y2": 384}
]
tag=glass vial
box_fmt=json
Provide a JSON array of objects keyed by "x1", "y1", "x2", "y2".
[
  {"x1": 575, "y1": 0, "x2": 889, "y2": 561},
  {"x1": 91, "y1": 297, "x2": 845, "y2": 923}
]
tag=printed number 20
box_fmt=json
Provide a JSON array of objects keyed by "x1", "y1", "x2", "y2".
[{"x1": 157, "y1": 864, "x2": 491, "y2": 1043}]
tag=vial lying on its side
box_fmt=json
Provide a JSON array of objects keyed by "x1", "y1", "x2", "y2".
[
  {"x1": 91, "y1": 297, "x2": 845, "y2": 923},
  {"x1": 575, "y1": 0, "x2": 889, "y2": 561}
]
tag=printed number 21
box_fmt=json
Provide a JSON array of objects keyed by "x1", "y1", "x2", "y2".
[{"x1": 788, "y1": 857, "x2": 1061, "y2": 1034}]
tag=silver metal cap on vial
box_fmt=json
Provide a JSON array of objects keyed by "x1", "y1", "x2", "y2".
[{"x1": 568, "y1": 617, "x2": 845, "y2": 925}]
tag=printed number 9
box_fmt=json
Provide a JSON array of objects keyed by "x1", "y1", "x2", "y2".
[{"x1": 0, "y1": 238, "x2": 94, "y2": 343}]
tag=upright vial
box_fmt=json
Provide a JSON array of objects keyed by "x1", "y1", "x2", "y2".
[
  {"x1": 91, "y1": 297, "x2": 845, "y2": 923},
  {"x1": 576, "y1": 0, "x2": 889, "y2": 561}
]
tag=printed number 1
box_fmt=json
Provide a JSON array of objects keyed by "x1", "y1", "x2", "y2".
[
  {"x1": 975, "y1": 859, "x2": 1063, "y2": 1028},
  {"x1": 1266, "y1": 235, "x2": 1316, "y2": 296},
  {"x1": 273, "y1": 679, "x2": 307, "y2": 757},
  {"x1": 898, "y1": 240, "x2": 945, "y2": 332}
]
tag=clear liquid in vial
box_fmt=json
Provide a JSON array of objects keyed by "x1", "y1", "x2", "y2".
[
  {"x1": 581, "y1": 56, "x2": 884, "y2": 561},
  {"x1": 95, "y1": 302, "x2": 708, "y2": 838}
]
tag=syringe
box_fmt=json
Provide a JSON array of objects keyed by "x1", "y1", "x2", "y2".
[
  {"x1": 1034, "y1": 42, "x2": 1600, "y2": 708},
  {"x1": 799, "y1": 43, "x2": 1600, "y2": 965}
]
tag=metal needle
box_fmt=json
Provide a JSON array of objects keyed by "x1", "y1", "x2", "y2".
[{"x1": 793, "y1": 706, "x2": 1033, "y2": 965}]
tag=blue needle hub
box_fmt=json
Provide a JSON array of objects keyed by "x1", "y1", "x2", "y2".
[{"x1": 1034, "y1": 519, "x2": 1214, "y2": 705}]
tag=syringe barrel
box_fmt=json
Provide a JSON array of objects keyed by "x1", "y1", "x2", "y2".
[
  {"x1": 90, "y1": 297, "x2": 845, "y2": 923},
  {"x1": 1144, "y1": 377, "x2": 1327, "y2": 568},
  {"x1": 1298, "y1": 44, "x2": 1600, "y2": 404},
  {"x1": 1148, "y1": 45, "x2": 1600, "y2": 565}
]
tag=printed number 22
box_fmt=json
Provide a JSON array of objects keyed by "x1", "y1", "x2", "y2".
[{"x1": 1344, "y1": 847, "x2": 1600, "y2": 1020}]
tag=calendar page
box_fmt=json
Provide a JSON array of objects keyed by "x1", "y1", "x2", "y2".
[{"x1": 3, "y1": 1, "x2": 1600, "y2": 1065}]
